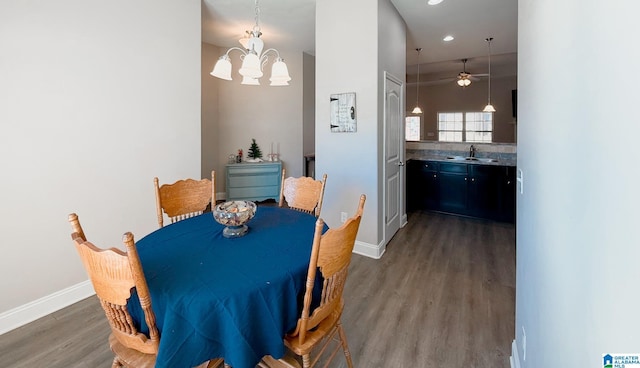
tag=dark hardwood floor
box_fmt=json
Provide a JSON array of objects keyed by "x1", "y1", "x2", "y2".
[{"x1": 0, "y1": 210, "x2": 515, "y2": 368}]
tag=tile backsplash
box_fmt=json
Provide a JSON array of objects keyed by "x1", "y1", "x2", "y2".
[{"x1": 406, "y1": 141, "x2": 517, "y2": 161}]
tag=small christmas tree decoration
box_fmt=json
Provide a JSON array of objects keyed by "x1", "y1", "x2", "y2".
[{"x1": 247, "y1": 138, "x2": 263, "y2": 159}]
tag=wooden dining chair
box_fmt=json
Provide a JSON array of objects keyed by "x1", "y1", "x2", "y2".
[
  {"x1": 154, "y1": 170, "x2": 215, "y2": 227},
  {"x1": 68, "y1": 213, "x2": 224, "y2": 368},
  {"x1": 279, "y1": 169, "x2": 327, "y2": 218},
  {"x1": 261, "y1": 194, "x2": 366, "y2": 368}
]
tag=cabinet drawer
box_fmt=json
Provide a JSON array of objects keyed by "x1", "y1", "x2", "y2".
[
  {"x1": 469, "y1": 164, "x2": 504, "y2": 177},
  {"x1": 227, "y1": 164, "x2": 281, "y2": 175},
  {"x1": 439, "y1": 162, "x2": 468, "y2": 174},
  {"x1": 420, "y1": 161, "x2": 439, "y2": 172},
  {"x1": 228, "y1": 173, "x2": 280, "y2": 188},
  {"x1": 228, "y1": 186, "x2": 280, "y2": 200}
]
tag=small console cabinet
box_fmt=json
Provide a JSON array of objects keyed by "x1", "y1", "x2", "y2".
[{"x1": 226, "y1": 161, "x2": 282, "y2": 202}]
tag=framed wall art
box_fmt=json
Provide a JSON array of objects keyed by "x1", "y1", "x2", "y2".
[{"x1": 329, "y1": 92, "x2": 356, "y2": 132}]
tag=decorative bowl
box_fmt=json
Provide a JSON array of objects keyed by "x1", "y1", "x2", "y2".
[{"x1": 212, "y1": 200, "x2": 257, "y2": 238}]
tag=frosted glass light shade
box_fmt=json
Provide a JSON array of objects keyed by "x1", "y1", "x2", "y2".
[
  {"x1": 270, "y1": 79, "x2": 289, "y2": 86},
  {"x1": 483, "y1": 104, "x2": 496, "y2": 112},
  {"x1": 270, "y1": 58, "x2": 291, "y2": 82},
  {"x1": 412, "y1": 106, "x2": 423, "y2": 114},
  {"x1": 457, "y1": 78, "x2": 471, "y2": 87},
  {"x1": 239, "y1": 52, "x2": 263, "y2": 78},
  {"x1": 241, "y1": 76, "x2": 260, "y2": 85},
  {"x1": 210, "y1": 55, "x2": 232, "y2": 80}
]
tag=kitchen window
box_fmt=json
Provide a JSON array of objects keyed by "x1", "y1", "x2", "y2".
[
  {"x1": 438, "y1": 112, "x2": 493, "y2": 142},
  {"x1": 405, "y1": 116, "x2": 420, "y2": 141}
]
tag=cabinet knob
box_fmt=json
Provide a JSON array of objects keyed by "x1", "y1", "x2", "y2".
[
  {"x1": 472, "y1": 178, "x2": 475, "y2": 182},
  {"x1": 465, "y1": 177, "x2": 468, "y2": 181},
  {"x1": 433, "y1": 174, "x2": 437, "y2": 178},
  {"x1": 507, "y1": 180, "x2": 511, "y2": 185}
]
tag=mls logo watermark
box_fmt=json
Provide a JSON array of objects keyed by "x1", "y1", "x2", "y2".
[{"x1": 604, "y1": 354, "x2": 640, "y2": 368}]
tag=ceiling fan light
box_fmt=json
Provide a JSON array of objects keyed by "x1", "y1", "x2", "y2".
[
  {"x1": 210, "y1": 55, "x2": 233, "y2": 80},
  {"x1": 457, "y1": 79, "x2": 465, "y2": 87}
]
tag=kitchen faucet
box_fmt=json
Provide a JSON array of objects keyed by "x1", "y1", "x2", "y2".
[{"x1": 469, "y1": 144, "x2": 476, "y2": 157}]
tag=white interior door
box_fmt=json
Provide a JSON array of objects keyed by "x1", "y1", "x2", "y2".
[{"x1": 384, "y1": 72, "x2": 403, "y2": 244}]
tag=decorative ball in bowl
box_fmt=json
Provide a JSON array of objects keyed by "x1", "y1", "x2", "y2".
[{"x1": 212, "y1": 200, "x2": 257, "y2": 238}]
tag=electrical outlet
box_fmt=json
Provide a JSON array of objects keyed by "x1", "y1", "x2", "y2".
[
  {"x1": 340, "y1": 212, "x2": 348, "y2": 223},
  {"x1": 522, "y1": 326, "x2": 527, "y2": 360}
]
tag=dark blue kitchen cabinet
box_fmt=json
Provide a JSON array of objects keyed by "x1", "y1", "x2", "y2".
[
  {"x1": 407, "y1": 159, "x2": 515, "y2": 223},
  {"x1": 438, "y1": 163, "x2": 468, "y2": 214},
  {"x1": 407, "y1": 160, "x2": 439, "y2": 211},
  {"x1": 468, "y1": 164, "x2": 502, "y2": 219}
]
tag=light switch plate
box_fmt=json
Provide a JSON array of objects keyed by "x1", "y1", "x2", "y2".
[{"x1": 517, "y1": 168, "x2": 524, "y2": 194}]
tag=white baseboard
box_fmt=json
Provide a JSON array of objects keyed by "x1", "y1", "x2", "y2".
[
  {"x1": 0, "y1": 280, "x2": 95, "y2": 335},
  {"x1": 510, "y1": 339, "x2": 521, "y2": 368},
  {"x1": 353, "y1": 239, "x2": 385, "y2": 259}
]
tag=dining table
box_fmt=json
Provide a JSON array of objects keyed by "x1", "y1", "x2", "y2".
[{"x1": 128, "y1": 205, "x2": 323, "y2": 368}]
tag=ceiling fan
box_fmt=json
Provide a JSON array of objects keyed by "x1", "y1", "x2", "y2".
[{"x1": 456, "y1": 58, "x2": 488, "y2": 87}]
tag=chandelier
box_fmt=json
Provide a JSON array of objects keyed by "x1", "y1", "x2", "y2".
[{"x1": 210, "y1": 0, "x2": 291, "y2": 86}]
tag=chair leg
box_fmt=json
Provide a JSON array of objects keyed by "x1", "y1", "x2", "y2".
[
  {"x1": 336, "y1": 322, "x2": 354, "y2": 368},
  {"x1": 302, "y1": 354, "x2": 311, "y2": 368},
  {"x1": 111, "y1": 356, "x2": 122, "y2": 368}
]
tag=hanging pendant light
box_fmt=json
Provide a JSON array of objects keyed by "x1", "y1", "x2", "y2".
[
  {"x1": 483, "y1": 37, "x2": 496, "y2": 112},
  {"x1": 412, "y1": 48, "x2": 423, "y2": 114},
  {"x1": 210, "y1": 0, "x2": 291, "y2": 86}
]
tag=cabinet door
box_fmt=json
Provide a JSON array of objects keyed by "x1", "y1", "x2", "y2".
[
  {"x1": 406, "y1": 161, "x2": 423, "y2": 211},
  {"x1": 499, "y1": 166, "x2": 516, "y2": 223},
  {"x1": 407, "y1": 160, "x2": 439, "y2": 211},
  {"x1": 468, "y1": 165, "x2": 502, "y2": 220},
  {"x1": 438, "y1": 163, "x2": 468, "y2": 214},
  {"x1": 422, "y1": 168, "x2": 439, "y2": 210}
]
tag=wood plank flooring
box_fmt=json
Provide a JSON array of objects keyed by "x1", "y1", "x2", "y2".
[{"x1": 0, "y1": 210, "x2": 515, "y2": 368}]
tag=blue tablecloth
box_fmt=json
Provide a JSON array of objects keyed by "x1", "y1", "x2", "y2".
[{"x1": 129, "y1": 206, "x2": 321, "y2": 368}]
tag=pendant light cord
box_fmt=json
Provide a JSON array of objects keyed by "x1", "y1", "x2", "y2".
[
  {"x1": 416, "y1": 48, "x2": 421, "y2": 108},
  {"x1": 486, "y1": 37, "x2": 492, "y2": 104}
]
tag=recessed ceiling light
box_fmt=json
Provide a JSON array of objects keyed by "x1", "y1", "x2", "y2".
[
  {"x1": 443, "y1": 35, "x2": 454, "y2": 42},
  {"x1": 428, "y1": 0, "x2": 444, "y2": 5}
]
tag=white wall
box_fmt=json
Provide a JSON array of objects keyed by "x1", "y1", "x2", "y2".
[
  {"x1": 201, "y1": 46, "x2": 305, "y2": 193},
  {"x1": 0, "y1": 0, "x2": 201, "y2": 330},
  {"x1": 316, "y1": 0, "x2": 405, "y2": 254},
  {"x1": 515, "y1": 1, "x2": 640, "y2": 367},
  {"x1": 303, "y1": 52, "x2": 316, "y2": 159},
  {"x1": 202, "y1": 43, "x2": 220, "y2": 180}
]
